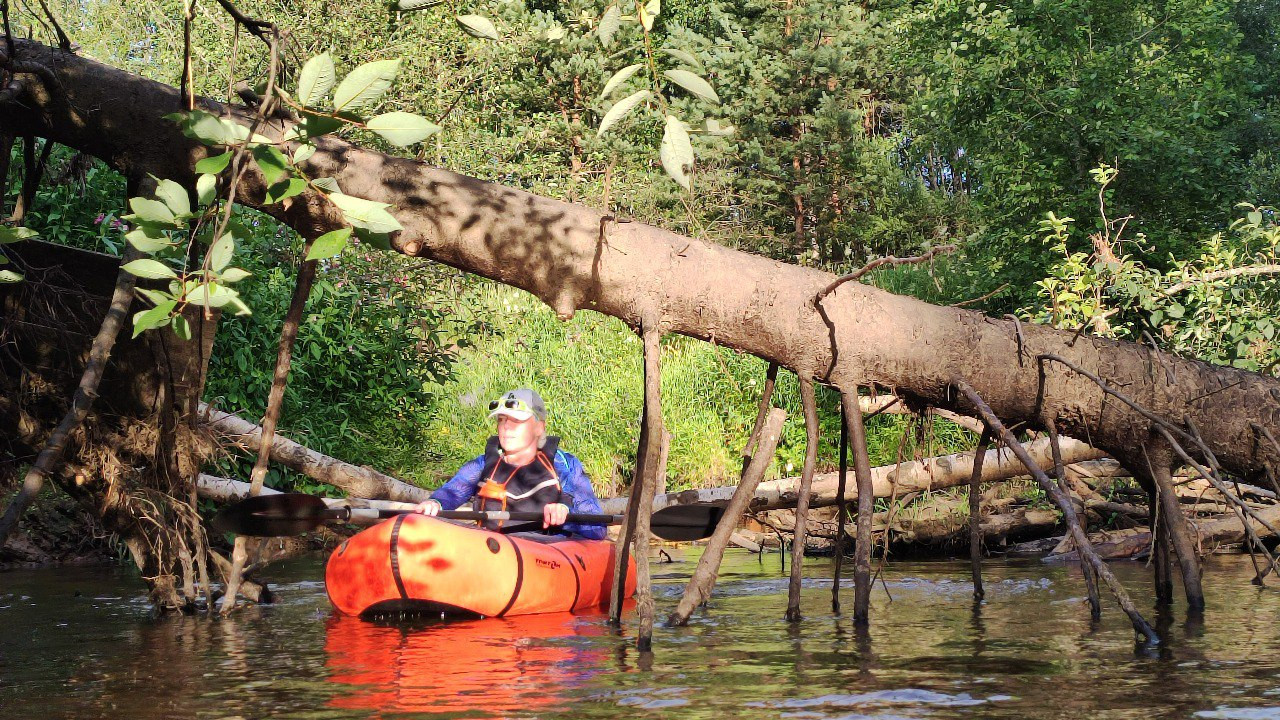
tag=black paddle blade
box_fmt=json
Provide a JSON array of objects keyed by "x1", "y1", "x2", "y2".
[
  {"x1": 649, "y1": 503, "x2": 726, "y2": 541},
  {"x1": 211, "y1": 493, "x2": 333, "y2": 537}
]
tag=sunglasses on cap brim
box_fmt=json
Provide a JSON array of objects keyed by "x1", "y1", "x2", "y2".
[{"x1": 489, "y1": 398, "x2": 534, "y2": 414}]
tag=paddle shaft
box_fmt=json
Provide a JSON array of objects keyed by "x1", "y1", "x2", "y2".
[
  {"x1": 214, "y1": 492, "x2": 724, "y2": 540},
  {"x1": 332, "y1": 507, "x2": 622, "y2": 526}
]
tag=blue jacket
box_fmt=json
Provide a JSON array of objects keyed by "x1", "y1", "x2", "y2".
[{"x1": 430, "y1": 443, "x2": 607, "y2": 540}]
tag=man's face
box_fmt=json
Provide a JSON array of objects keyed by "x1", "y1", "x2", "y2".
[{"x1": 496, "y1": 415, "x2": 544, "y2": 455}]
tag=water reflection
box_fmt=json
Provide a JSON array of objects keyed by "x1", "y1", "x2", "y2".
[
  {"x1": 6, "y1": 555, "x2": 1280, "y2": 719},
  {"x1": 324, "y1": 611, "x2": 610, "y2": 718}
]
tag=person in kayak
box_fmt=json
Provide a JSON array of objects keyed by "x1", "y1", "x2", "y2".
[{"x1": 412, "y1": 388, "x2": 607, "y2": 540}]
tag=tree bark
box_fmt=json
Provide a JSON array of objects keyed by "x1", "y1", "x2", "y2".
[
  {"x1": 832, "y1": 407, "x2": 848, "y2": 614},
  {"x1": 841, "y1": 389, "x2": 875, "y2": 625},
  {"x1": 633, "y1": 326, "x2": 664, "y2": 651},
  {"x1": 785, "y1": 377, "x2": 819, "y2": 622},
  {"x1": 669, "y1": 408, "x2": 786, "y2": 626},
  {"x1": 1137, "y1": 442, "x2": 1206, "y2": 611},
  {"x1": 7, "y1": 39, "x2": 1280, "y2": 513}
]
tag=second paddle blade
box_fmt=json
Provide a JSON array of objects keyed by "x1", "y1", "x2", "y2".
[
  {"x1": 650, "y1": 503, "x2": 726, "y2": 541},
  {"x1": 211, "y1": 493, "x2": 332, "y2": 537}
]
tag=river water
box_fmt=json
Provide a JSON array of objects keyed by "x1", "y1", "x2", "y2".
[{"x1": 2, "y1": 550, "x2": 1279, "y2": 719}]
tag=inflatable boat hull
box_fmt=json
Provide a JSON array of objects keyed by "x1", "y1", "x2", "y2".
[{"x1": 325, "y1": 514, "x2": 636, "y2": 617}]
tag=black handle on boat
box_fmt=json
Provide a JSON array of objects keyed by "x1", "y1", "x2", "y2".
[{"x1": 211, "y1": 492, "x2": 725, "y2": 542}]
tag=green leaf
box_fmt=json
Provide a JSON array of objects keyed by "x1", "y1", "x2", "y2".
[
  {"x1": 1248, "y1": 210, "x2": 1264, "y2": 226},
  {"x1": 640, "y1": 0, "x2": 659, "y2": 31},
  {"x1": 209, "y1": 234, "x2": 235, "y2": 271},
  {"x1": 333, "y1": 59, "x2": 401, "y2": 113},
  {"x1": 123, "y1": 259, "x2": 179, "y2": 280},
  {"x1": 170, "y1": 110, "x2": 233, "y2": 145},
  {"x1": 598, "y1": 89, "x2": 649, "y2": 136},
  {"x1": 598, "y1": 5, "x2": 621, "y2": 47},
  {"x1": 129, "y1": 197, "x2": 177, "y2": 225},
  {"x1": 661, "y1": 47, "x2": 702, "y2": 70},
  {"x1": 185, "y1": 282, "x2": 239, "y2": 308},
  {"x1": 132, "y1": 301, "x2": 176, "y2": 337},
  {"x1": 265, "y1": 177, "x2": 307, "y2": 204},
  {"x1": 171, "y1": 110, "x2": 269, "y2": 147},
  {"x1": 456, "y1": 14, "x2": 500, "y2": 41},
  {"x1": 226, "y1": 297, "x2": 252, "y2": 316},
  {"x1": 293, "y1": 143, "x2": 317, "y2": 164},
  {"x1": 354, "y1": 227, "x2": 392, "y2": 251},
  {"x1": 153, "y1": 178, "x2": 191, "y2": 217},
  {"x1": 695, "y1": 118, "x2": 735, "y2": 136},
  {"x1": 253, "y1": 144, "x2": 291, "y2": 185},
  {"x1": 194, "y1": 152, "x2": 232, "y2": 175},
  {"x1": 136, "y1": 287, "x2": 171, "y2": 306},
  {"x1": 660, "y1": 114, "x2": 694, "y2": 190},
  {"x1": 600, "y1": 63, "x2": 644, "y2": 99},
  {"x1": 288, "y1": 114, "x2": 345, "y2": 141},
  {"x1": 125, "y1": 225, "x2": 173, "y2": 253},
  {"x1": 220, "y1": 267, "x2": 252, "y2": 284},
  {"x1": 196, "y1": 174, "x2": 217, "y2": 206},
  {"x1": 330, "y1": 193, "x2": 403, "y2": 234},
  {"x1": 662, "y1": 69, "x2": 719, "y2": 105},
  {"x1": 312, "y1": 177, "x2": 342, "y2": 193},
  {"x1": 296, "y1": 53, "x2": 336, "y2": 107},
  {"x1": 306, "y1": 227, "x2": 353, "y2": 261},
  {"x1": 397, "y1": 0, "x2": 443, "y2": 10},
  {"x1": 366, "y1": 112, "x2": 441, "y2": 146},
  {"x1": 0, "y1": 269, "x2": 23, "y2": 283},
  {"x1": 171, "y1": 315, "x2": 192, "y2": 341},
  {"x1": 0, "y1": 226, "x2": 38, "y2": 244}
]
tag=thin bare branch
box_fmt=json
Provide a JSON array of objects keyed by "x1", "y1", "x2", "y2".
[{"x1": 815, "y1": 244, "x2": 956, "y2": 303}]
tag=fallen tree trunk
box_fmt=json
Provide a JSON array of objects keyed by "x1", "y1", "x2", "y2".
[
  {"x1": 602, "y1": 436, "x2": 1106, "y2": 514},
  {"x1": 195, "y1": 474, "x2": 418, "y2": 515},
  {"x1": 5, "y1": 39, "x2": 1279, "y2": 488},
  {"x1": 199, "y1": 404, "x2": 429, "y2": 503}
]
